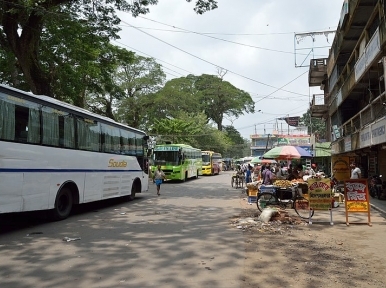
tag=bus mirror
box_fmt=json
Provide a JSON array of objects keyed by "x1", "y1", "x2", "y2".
[{"x1": 147, "y1": 149, "x2": 153, "y2": 157}]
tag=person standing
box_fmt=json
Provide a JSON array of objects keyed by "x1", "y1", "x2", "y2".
[
  {"x1": 245, "y1": 165, "x2": 253, "y2": 183},
  {"x1": 309, "y1": 163, "x2": 317, "y2": 176},
  {"x1": 350, "y1": 162, "x2": 361, "y2": 179},
  {"x1": 262, "y1": 164, "x2": 275, "y2": 185},
  {"x1": 153, "y1": 165, "x2": 165, "y2": 196}
]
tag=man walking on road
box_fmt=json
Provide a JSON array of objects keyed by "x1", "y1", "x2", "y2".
[{"x1": 153, "y1": 165, "x2": 165, "y2": 196}]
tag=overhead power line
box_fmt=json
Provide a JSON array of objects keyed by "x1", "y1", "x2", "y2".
[
  {"x1": 121, "y1": 20, "x2": 309, "y2": 97},
  {"x1": 119, "y1": 23, "x2": 337, "y2": 36},
  {"x1": 137, "y1": 16, "x2": 331, "y2": 57}
]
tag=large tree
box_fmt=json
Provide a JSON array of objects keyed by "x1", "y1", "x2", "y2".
[
  {"x1": 223, "y1": 125, "x2": 246, "y2": 158},
  {"x1": 115, "y1": 55, "x2": 166, "y2": 129},
  {"x1": 150, "y1": 75, "x2": 202, "y2": 119},
  {"x1": 0, "y1": 0, "x2": 217, "y2": 96},
  {"x1": 300, "y1": 109, "x2": 327, "y2": 140},
  {"x1": 150, "y1": 112, "x2": 207, "y2": 145},
  {"x1": 155, "y1": 74, "x2": 255, "y2": 130},
  {"x1": 195, "y1": 74, "x2": 255, "y2": 130}
]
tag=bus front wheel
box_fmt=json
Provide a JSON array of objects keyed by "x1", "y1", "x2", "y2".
[{"x1": 52, "y1": 187, "x2": 73, "y2": 221}]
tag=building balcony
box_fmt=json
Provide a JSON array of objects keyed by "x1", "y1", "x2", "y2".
[
  {"x1": 308, "y1": 58, "x2": 327, "y2": 87},
  {"x1": 310, "y1": 94, "x2": 328, "y2": 118},
  {"x1": 328, "y1": 0, "x2": 374, "y2": 71},
  {"x1": 328, "y1": 13, "x2": 386, "y2": 117},
  {"x1": 332, "y1": 92, "x2": 386, "y2": 144}
]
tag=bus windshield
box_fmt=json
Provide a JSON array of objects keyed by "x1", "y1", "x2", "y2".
[
  {"x1": 202, "y1": 154, "x2": 210, "y2": 165},
  {"x1": 154, "y1": 151, "x2": 180, "y2": 166}
]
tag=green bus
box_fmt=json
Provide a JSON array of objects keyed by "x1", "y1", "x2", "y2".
[{"x1": 152, "y1": 144, "x2": 202, "y2": 181}]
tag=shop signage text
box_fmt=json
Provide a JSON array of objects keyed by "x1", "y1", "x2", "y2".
[{"x1": 344, "y1": 179, "x2": 371, "y2": 226}]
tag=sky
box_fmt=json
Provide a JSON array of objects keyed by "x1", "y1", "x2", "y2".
[{"x1": 115, "y1": 0, "x2": 344, "y2": 139}]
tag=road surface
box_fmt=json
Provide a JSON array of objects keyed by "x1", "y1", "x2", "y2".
[{"x1": 0, "y1": 171, "x2": 246, "y2": 288}]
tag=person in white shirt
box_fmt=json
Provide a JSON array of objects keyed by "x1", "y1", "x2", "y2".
[
  {"x1": 309, "y1": 164, "x2": 317, "y2": 176},
  {"x1": 350, "y1": 162, "x2": 361, "y2": 179}
]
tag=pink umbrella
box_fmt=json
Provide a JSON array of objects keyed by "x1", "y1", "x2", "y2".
[{"x1": 262, "y1": 145, "x2": 312, "y2": 160}]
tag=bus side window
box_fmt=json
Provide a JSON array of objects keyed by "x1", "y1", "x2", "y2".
[
  {"x1": 42, "y1": 107, "x2": 59, "y2": 147},
  {"x1": 14, "y1": 106, "x2": 28, "y2": 142},
  {"x1": 120, "y1": 129, "x2": 129, "y2": 155},
  {"x1": 14, "y1": 105, "x2": 40, "y2": 144},
  {"x1": 59, "y1": 114, "x2": 75, "y2": 148},
  {"x1": 77, "y1": 118, "x2": 100, "y2": 151},
  {"x1": 135, "y1": 136, "x2": 143, "y2": 156},
  {"x1": 0, "y1": 98, "x2": 16, "y2": 141},
  {"x1": 128, "y1": 132, "x2": 136, "y2": 156}
]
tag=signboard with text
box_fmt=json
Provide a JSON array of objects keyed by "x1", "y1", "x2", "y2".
[
  {"x1": 154, "y1": 146, "x2": 180, "y2": 151},
  {"x1": 332, "y1": 156, "x2": 350, "y2": 181},
  {"x1": 344, "y1": 179, "x2": 371, "y2": 226},
  {"x1": 308, "y1": 178, "x2": 332, "y2": 210}
]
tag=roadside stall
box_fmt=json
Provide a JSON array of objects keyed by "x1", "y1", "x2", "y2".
[{"x1": 255, "y1": 145, "x2": 314, "y2": 207}]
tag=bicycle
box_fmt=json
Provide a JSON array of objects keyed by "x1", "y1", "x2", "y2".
[
  {"x1": 231, "y1": 172, "x2": 244, "y2": 188},
  {"x1": 256, "y1": 184, "x2": 314, "y2": 219}
]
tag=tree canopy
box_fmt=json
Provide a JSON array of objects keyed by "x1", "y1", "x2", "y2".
[
  {"x1": 0, "y1": 0, "x2": 218, "y2": 97},
  {"x1": 155, "y1": 74, "x2": 255, "y2": 130},
  {"x1": 300, "y1": 109, "x2": 327, "y2": 140},
  {"x1": 0, "y1": 0, "x2": 258, "y2": 156}
]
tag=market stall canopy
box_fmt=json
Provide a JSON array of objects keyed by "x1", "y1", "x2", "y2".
[
  {"x1": 263, "y1": 145, "x2": 312, "y2": 160},
  {"x1": 250, "y1": 157, "x2": 277, "y2": 164}
]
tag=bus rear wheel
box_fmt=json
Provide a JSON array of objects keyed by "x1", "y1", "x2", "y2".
[{"x1": 52, "y1": 187, "x2": 73, "y2": 221}]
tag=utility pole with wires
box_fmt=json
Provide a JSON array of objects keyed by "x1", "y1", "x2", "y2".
[{"x1": 294, "y1": 30, "x2": 336, "y2": 68}]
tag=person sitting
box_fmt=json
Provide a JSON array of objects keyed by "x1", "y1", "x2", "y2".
[
  {"x1": 296, "y1": 164, "x2": 305, "y2": 179},
  {"x1": 309, "y1": 163, "x2": 317, "y2": 176}
]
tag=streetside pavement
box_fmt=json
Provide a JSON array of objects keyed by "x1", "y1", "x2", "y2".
[{"x1": 370, "y1": 197, "x2": 386, "y2": 215}]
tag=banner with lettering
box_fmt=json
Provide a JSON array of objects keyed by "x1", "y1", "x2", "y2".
[
  {"x1": 308, "y1": 178, "x2": 332, "y2": 210},
  {"x1": 344, "y1": 179, "x2": 369, "y2": 212},
  {"x1": 278, "y1": 116, "x2": 300, "y2": 127},
  {"x1": 344, "y1": 179, "x2": 371, "y2": 226},
  {"x1": 370, "y1": 117, "x2": 386, "y2": 146}
]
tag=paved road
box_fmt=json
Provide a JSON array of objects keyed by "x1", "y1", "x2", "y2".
[{"x1": 0, "y1": 172, "x2": 245, "y2": 288}]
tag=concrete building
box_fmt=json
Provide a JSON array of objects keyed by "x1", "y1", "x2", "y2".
[
  {"x1": 250, "y1": 127, "x2": 311, "y2": 157},
  {"x1": 309, "y1": 0, "x2": 386, "y2": 178}
]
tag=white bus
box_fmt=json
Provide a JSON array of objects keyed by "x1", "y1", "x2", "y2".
[{"x1": 0, "y1": 85, "x2": 149, "y2": 220}]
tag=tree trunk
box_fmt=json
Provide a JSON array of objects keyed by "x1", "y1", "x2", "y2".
[{"x1": 2, "y1": 3, "x2": 54, "y2": 96}]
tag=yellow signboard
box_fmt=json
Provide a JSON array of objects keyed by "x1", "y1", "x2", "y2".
[
  {"x1": 308, "y1": 178, "x2": 332, "y2": 210},
  {"x1": 331, "y1": 156, "x2": 350, "y2": 181}
]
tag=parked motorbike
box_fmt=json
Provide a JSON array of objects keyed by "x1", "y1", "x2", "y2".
[
  {"x1": 331, "y1": 176, "x2": 344, "y2": 194},
  {"x1": 369, "y1": 175, "x2": 382, "y2": 199}
]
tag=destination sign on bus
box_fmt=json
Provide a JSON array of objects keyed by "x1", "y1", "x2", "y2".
[{"x1": 154, "y1": 146, "x2": 180, "y2": 151}]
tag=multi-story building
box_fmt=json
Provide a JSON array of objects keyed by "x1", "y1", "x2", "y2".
[
  {"x1": 250, "y1": 134, "x2": 276, "y2": 157},
  {"x1": 250, "y1": 128, "x2": 311, "y2": 157},
  {"x1": 309, "y1": 0, "x2": 386, "y2": 178}
]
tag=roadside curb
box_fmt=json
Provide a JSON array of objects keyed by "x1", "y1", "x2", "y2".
[{"x1": 370, "y1": 203, "x2": 386, "y2": 216}]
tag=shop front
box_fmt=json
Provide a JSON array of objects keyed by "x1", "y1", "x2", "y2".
[{"x1": 332, "y1": 117, "x2": 386, "y2": 180}]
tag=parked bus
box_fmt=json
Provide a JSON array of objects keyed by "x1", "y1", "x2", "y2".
[
  {"x1": 152, "y1": 144, "x2": 202, "y2": 181},
  {"x1": 0, "y1": 84, "x2": 149, "y2": 220},
  {"x1": 201, "y1": 151, "x2": 222, "y2": 175}
]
